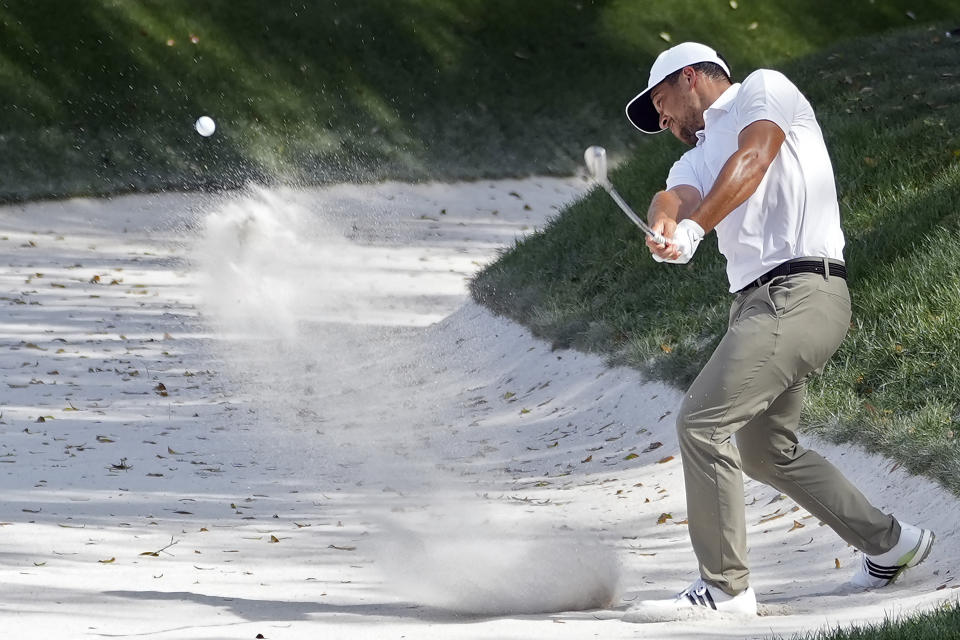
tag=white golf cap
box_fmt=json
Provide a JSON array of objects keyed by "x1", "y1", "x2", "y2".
[{"x1": 625, "y1": 42, "x2": 731, "y2": 134}]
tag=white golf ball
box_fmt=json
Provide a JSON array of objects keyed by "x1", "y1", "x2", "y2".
[{"x1": 195, "y1": 115, "x2": 216, "y2": 137}]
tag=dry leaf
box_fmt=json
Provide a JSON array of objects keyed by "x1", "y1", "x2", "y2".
[
  {"x1": 759, "y1": 512, "x2": 786, "y2": 524},
  {"x1": 788, "y1": 520, "x2": 805, "y2": 532},
  {"x1": 657, "y1": 455, "x2": 674, "y2": 464},
  {"x1": 657, "y1": 513, "x2": 673, "y2": 525},
  {"x1": 581, "y1": 455, "x2": 593, "y2": 463},
  {"x1": 269, "y1": 535, "x2": 280, "y2": 543},
  {"x1": 99, "y1": 557, "x2": 116, "y2": 564},
  {"x1": 624, "y1": 453, "x2": 638, "y2": 461},
  {"x1": 659, "y1": 343, "x2": 672, "y2": 353},
  {"x1": 835, "y1": 558, "x2": 841, "y2": 569},
  {"x1": 642, "y1": 441, "x2": 663, "y2": 453},
  {"x1": 328, "y1": 545, "x2": 356, "y2": 551}
]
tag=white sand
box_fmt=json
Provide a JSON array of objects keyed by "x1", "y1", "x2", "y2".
[{"x1": 0, "y1": 178, "x2": 956, "y2": 638}]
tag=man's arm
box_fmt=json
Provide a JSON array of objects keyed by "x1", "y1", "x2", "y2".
[
  {"x1": 648, "y1": 119, "x2": 786, "y2": 261},
  {"x1": 690, "y1": 120, "x2": 785, "y2": 233}
]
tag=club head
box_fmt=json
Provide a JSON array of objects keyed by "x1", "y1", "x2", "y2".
[{"x1": 584, "y1": 146, "x2": 608, "y2": 183}]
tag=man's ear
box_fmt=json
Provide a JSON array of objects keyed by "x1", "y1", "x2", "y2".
[{"x1": 681, "y1": 66, "x2": 697, "y2": 88}]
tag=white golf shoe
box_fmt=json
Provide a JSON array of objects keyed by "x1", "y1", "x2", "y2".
[
  {"x1": 623, "y1": 577, "x2": 757, "y2": 622},
  {"x1": 850, "y1": 522, "x2": 935, "y2": 589}
]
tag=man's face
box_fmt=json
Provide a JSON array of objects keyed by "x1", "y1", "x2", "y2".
[{"x1": 650, "y1": 68, "x2": 704, "y2": 146}]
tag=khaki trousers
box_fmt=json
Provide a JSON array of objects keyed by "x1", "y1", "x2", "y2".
[{"x1": 677, "y1": 269, "x2": 900, "y2": 596}]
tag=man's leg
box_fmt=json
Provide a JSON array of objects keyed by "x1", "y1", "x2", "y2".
[
  {"x1": 736, "y1": 375, "x2": 900, "y2": 555},
  {"x1": 678, "y1": 273, "x2": 852, "y2": 596}
]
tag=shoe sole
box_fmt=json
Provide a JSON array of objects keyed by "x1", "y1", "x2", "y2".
[{"x1": 889, "y1": 529, "x2": 935, "y2": 584}]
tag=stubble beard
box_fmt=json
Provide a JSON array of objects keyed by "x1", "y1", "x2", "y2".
[{"x1": 677, "y1": 113, "x2": 705, "y2": 147}]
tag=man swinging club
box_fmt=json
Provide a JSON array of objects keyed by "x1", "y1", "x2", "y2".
[{"x1": 624, "y1": 42, "x2": 935, "y2": 618}]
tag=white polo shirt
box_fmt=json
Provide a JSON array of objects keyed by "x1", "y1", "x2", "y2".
[{"x1": 665, "y1": 69, "x2": 845, "y2": 292}]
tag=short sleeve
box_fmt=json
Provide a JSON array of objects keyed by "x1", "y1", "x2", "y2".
[
  {"x1": 736, "y1": 69, "x2": 799, "y2": 136},
  {"x1": 665, "y1": 149, "x2": 704, "y2": 198}
]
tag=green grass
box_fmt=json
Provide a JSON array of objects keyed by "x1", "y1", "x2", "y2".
[
  {"x1": 471, "y1": 24, "x2": 960, "y2": 492},
  {"x1": 0, "y1": 0, "x2": 954, "y2": 202},
  {"x1": 788, "y1": 601, "x2": 960, "y2": 640}
]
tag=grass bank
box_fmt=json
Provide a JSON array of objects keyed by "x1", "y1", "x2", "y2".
[
  {"x1": 791, "y1": 601, "x2": 960, "y2": 640},
  {"x1": 472, "y1": 25, "x2": 960, "y2": 492},
  {"x1": 0, "y1": 0, "x2": 952, "y2": 202}
]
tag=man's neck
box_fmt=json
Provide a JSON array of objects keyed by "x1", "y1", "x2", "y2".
[{"x1": 696, "y1": 78, "x2": 733, "y2": 114}]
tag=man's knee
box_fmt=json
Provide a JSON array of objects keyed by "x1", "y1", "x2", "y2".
[{"x1": 676, "y1": 397, "x2": 715, "y2": 450}]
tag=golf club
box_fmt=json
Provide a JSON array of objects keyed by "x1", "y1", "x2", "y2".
[{"x1": 584, "y1": 146, "x2": 669, "y2": 246}]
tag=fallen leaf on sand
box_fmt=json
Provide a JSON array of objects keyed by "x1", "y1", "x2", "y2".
[
  {"x1": 99, "y1": 557, "x2": 116, "y2": 564},
  {"x1": 269, "y1": 535, "x2": 280, "y2": 543},
  {"x1": 624, "y1": 453, "x2": 638, "y2": 460},
  {"x1": 657, "y1": 455, "x2": 674, "y2": 464},
  {"x1": 328, "y1": 545, "x2": 356, "y2": 551},
  {"x1": 759, "y1": 512, "x2": 785, "y2": 524},
  {"x1": 657, "y1": 513, "x2": 673, "y2": 525},
  {"x1": 788, "y1": 520, "x2": 805, "y2": 532},
  {"x1": 835, "y1": 558, "x2": 842, "y2": 569},
  {"x1": 642, "y1": 441, "x2": 663, "y2": 453}
]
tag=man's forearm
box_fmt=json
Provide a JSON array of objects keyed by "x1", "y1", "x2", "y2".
[
  {"x1": 687, "y1": 146, "x2": 767, "y2": 234},
  {"x1": 688, "y1": 119, "x2": 786, "y2": 234},
  {"x1": 647, "y1": 189, "x2": 684, "y2": 227}
]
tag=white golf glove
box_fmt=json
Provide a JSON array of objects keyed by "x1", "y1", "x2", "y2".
[{"x1": 651, "y1": 219, "x2": 705, "y2": 264}]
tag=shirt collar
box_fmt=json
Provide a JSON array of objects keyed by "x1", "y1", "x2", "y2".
[{"x1": 694, "y1": 82, "x2": 742, "y2": 144}]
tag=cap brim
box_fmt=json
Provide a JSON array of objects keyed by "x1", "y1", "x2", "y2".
[{"x1": 625, "y1": 87, "x2": 665, "y2": 134}]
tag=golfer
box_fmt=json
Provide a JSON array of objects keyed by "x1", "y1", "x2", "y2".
[{"x1": 625, "y1": 42, "x2": 934, "y2": 618}]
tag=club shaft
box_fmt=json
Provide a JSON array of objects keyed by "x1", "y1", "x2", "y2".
[{"x1": 601, "y1": 182, "x2": 668, "y2": 245}]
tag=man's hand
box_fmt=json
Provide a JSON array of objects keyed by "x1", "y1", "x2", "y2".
[{"x1": 647, "y1": 218, "x2": 705, "y2": 264}]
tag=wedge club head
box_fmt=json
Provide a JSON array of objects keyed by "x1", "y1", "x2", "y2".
[{"x1": 584, "y1": 146, "x2": 608, "y2": 185}]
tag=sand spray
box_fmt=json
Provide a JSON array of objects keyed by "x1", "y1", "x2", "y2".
[{"x1": 191, "y1": 184, "x2": 621, "y2": 614}]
